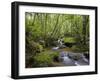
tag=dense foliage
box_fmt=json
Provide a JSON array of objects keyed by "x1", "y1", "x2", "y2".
[{"x1": 25, "y1": 12, "x2": 89, "y2": 68}]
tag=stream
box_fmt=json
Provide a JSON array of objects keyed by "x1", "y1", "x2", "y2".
[{"x1": 59, "y1": 51, "x2": 89, "y2": 66}]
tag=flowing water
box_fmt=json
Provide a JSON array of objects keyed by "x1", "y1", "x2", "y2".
[{"x1": 59, "y1": 51, "x2": 89, "y2": 66}]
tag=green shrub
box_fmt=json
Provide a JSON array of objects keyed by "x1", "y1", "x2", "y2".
[
  {"x1": 35, "y1": 43, "x2": 43, "y2": 53},
  {"x1": 71, "y1": 45, "x2": 89, "y2": 52},
  {"x1": 26, "y1": 41, "x2": 44, "y2": 68},
  {"x1": 50, "y1": 52, "x2": 59, "y2": 62},
  {"x1": 26, "y1": 41, "x2": 43, "y2": 55},
  {"x1": 33, "y1": 53, "x2": 52, "y2": 67}
]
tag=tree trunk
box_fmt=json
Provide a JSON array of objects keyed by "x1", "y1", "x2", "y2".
[
  {"x1": 82, "y1": 15, "x2": 87, "y2": 45},
  {"x1": 50, "y1": 15, "x2": 60, "y2": 39}
]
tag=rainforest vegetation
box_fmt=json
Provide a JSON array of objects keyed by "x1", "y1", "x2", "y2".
[{"x1": 25, "y1": 12, "x2": 89, "y2": 68}]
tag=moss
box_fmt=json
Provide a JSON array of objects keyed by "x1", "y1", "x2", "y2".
[
  {"x1": 71, "y1": 45, "x2": 89, "y2": 52},
  {"x1": 63, "y1": 37, "x2": 76, "y2": 43}
]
